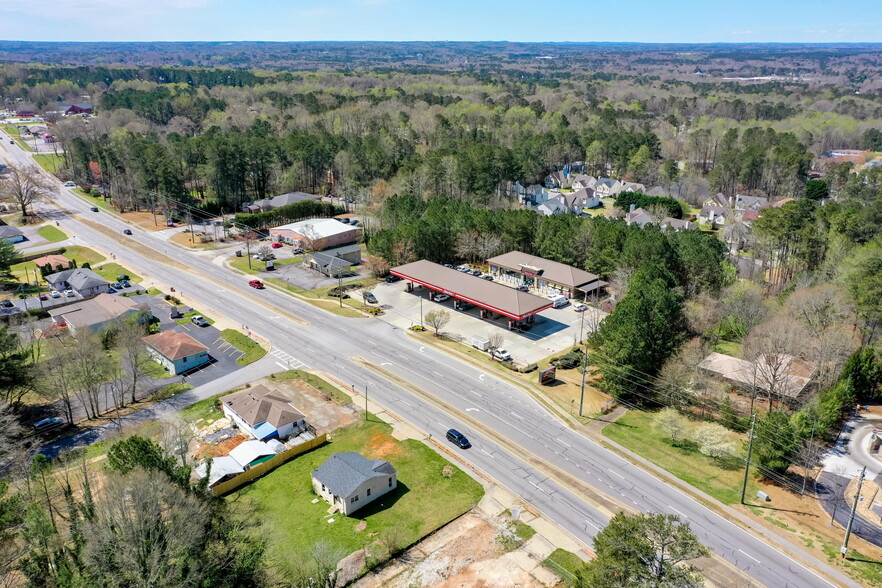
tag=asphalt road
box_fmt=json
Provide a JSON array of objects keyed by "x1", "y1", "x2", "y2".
[{"x1": 5, "y1": 137, "x2": 855, "y2": 588}]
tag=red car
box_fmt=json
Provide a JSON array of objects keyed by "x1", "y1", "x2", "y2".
[
  {"x1": 249, "y1": 280, "x2": 264, "y2": 289},
  {"x1": 271, "y1": 242, "x2": 283, "y2": 248}
]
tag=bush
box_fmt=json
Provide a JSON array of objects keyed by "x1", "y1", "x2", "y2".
[{"x1": 554, "y1": 348, "x2": 586, "y2": 370}]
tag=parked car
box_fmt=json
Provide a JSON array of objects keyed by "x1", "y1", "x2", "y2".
[
  {"x1": 482, "y1": 275, "x2": 493, "y2": 281},
  {"x1": 492, "y1": 348, "x2": 512, "y2": 362},
  {"x1": 122, "y1": 229, "x2": 132, "y2": 235},
  {"x1": 110, "y1": 282, "x2": 122, "y2": 289},
  {"x1": 338, "y1": 217, "x2": 351, "y2": 224},
  {"x1": 350, "y1": 220, "x2": 359, "y2": 226},
  {"x1": 63, "y1": 181, "x2": 76, "y2": 187},
  {"x1": 1, "y1": 300, "x2": 13, "y2": 308},
  {"x1": 50, "y1": 290, "x2": 61, "y2": 298},
  {"x1": 469, "y1": 269, "x2": 482, "y2": 276},
  {"x1": 33, "y1": 417, "x2": 65, "y2": 432},
  {"x1": 38, "y1": 293, "x2": 48, "y2": 301},
  {"x1": 249, "y1": 279, "x2": 265, "y2": 289},
  {"x1": 271, "y1": 242, "x2": 283, "y2": 248},
  {"x1": 443, "y1": 264, "x2": 455, "y2": 269},
  {"x1": 363, "y1": 292, "x2": 377, "y2": 304},
  {"x1": 120, "y1": 280, "x2": 131, "y2": 288},
  {"x1": 64, "y1": 290, "x2": 74, "y2": 297},
  {"x1": 516, "y1": 285, "x2": 529, "y2": 292},
  {"x1": 456, "y1": 265, "x2": 470, "y2": 272},
  {"x1": 191, "y1": 315, "x2": 209, "y2": 327},
  {"x1": 90, "y1": 206, "x2": 99, "y2": 212},
  {"x1": 573, "y1": 303, "x2": 587, "y2": 312},
  {"x1": 446, "y1": 429, "x2": 471, "y2": 449},
  {"x1": 434, "y1": 293, "x2": 450, "y2": 302},
  {"x1": 106, "y1": 287, "x2": 116, "y2": 294},
  {"x1": 385, "y1": 274, "x2": 401, "y2": 283}
]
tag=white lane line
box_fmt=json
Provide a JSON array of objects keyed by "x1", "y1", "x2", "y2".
[
  {"x1": 480, "y1": 449, "x2": 495, "y2": 459},
  {"x1": 511, "y1": 412, "x2": 524, "y2": 420},
  {"x1": 611, "y1": 470, "x2": 625, "y2": 480},
  {"x1": 275, "y1": 362, "x2": 288, "y2": 369},
  {"x1": 670, "y1": 507, "x2": 687, "y2": 518},
  {"x1": 737, "y1": 549, "x2": 761, "y2": 564},
  {"x1": 437, "y1": 422, "x2": 446, "y2": 428},
  {"x1": 559, "y1": 439, "x2": 571, "y2": 448},
  {"x1": 469, "y1": 390, "x2": 483, "y2": 397},
  {"x1": 584, "y1": 519, "x2": 600, "y2": 531}
]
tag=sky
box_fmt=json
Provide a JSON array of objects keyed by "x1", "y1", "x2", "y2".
[{"x1": 1, "y1": 0, "x2": 880, "y2": 44}]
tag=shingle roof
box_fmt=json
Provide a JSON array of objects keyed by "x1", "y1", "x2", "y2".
[
  {"x1": 49, "y1": 293, "x2": 143, "y2": 329},
  {"x1": 312, "y1": 452, "x2": 396, "y2": 497},
  {"x1": 142, "y1": 330, "x2": 208, "y2": 360},
  {"x1": 221, "y1": 385, "x2": 305, "y2": 429},
  {"x1": 45, "y1": 268, "x2": 108, "y2": 290},
  {"x1": 486, "y1": 251, "x2": 600, "y2": 290},
  {"x1": 32, "y1": 254, "x2": 70, "y2": 268},
  {"x1": 0, "y1": 224, "x2": 24, "y2": 239},
  {"x1": 698, "y1": 352, "x2": 815, "y2": 399}
]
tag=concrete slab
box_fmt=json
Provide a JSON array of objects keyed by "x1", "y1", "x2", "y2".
[{"x1": 523, "y1": 534, "x2": 556, "y2": 560}]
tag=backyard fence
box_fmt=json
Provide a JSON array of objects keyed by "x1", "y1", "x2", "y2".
[{"x1": 211, "y1": 433, "x2": 328, "y2": 496}]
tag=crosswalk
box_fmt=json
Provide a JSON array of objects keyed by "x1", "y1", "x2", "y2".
[{"x1": 270, "y1": 348, "x2": 308, "y2": 370}]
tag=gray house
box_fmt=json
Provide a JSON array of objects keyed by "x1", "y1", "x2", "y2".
[
  {"x1": 312, "y1": 452, "x2": 397, "y2": 516},
  {"x1": 45, "y1": 268, "x2": 109, "y2": 297}
]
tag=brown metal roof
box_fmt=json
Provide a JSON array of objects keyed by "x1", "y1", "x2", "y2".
[
  {"x1": 487, "y1": 251, "x2": 600, "y2": 290},
  {"x1": 390, "y1": 260, "x2": 552, "y2": 319}
]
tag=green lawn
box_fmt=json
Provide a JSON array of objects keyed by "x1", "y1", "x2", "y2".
[
  {"x1": 36, "y1": 225, "x2": 67, "y2": 244},
  {"x1": 231, "y1": 419, "x2": 484, "y2": 575},
  {"x1": 603, "y1": 410, "x2": 756, "y2": 505},
  {"x1": 63, "y1": 245, "x2": 106, "y2": 265},
  {"x1": 542, "y1": 548, "x2": 587, "y2": 583},
  {"x1": 72, "y1": 188, "x2": 114, "y2": 212},
  {"x1": 141, "y1": 354, "x2": 174, "y2": 379},
  {"x1": 269, "y1": 369, "x2": 353, "y2": 405},
  {"x1": 716, "y1": 340, "x2": 743, "y2": 357},
  {"x1": 175, "y1": 309, "x2": 215, "y2": 325},
  {"x1": 33, "y1": 153, "x2": 64, "y2": 174},
  {"x1": 93, "y1": 262, "x2": 141, "y2": 283},
  {"x1": 152, "y1": 382, "x2": 194, "y2": 402},
  {"x1": 220, "y1": 329, "x2": 267, "y2": 365}
]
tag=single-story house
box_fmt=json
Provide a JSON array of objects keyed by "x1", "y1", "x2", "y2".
[
  {"x1": 49, "y1": 293, "x2": 150, "y2": 335},
  {"x1": 45, "y1": 268, "x2": 109, "y2": 298},
  {"x1": 698, "y1": 352, "x2": 816, "y2": 404},
  {"x1": 142, "y1": 330, "x2": 210, "y2": 375},
  {"x1": 32, "y1": 254, "x2": 70, "y2": 271},
  {"x1": 312, "y1": 452, "x2": 397, "y2": 516},
  {"x1": 194, "y1": 455, "x2": 245, "y2": 488},
  {"x1": 221, "y1": 384, "x2": 307, "y2": 441},
  {"x1": 487, "y1": 250, "x2": 607, "y2": 299},
  {"x1": 308, "y1": 251, "x2": 356, "y2": 278},
  {"x1": 61, "y1": 103, "x2": 93, "y2": 116},
  {"x1": 241, "y1": 191, "x2": 321, "y2": 214},
  {"x1": 0, "y1": 224, "x2": 25, "y2": 243},
  {"x1": 269, "y1": 218, "x2": 360, "y2": 251},
  {"x1": 228, "y1": 439, "x2": 284, "y2": 469}
]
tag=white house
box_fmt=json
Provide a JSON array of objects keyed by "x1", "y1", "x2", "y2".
[
  {"x1": 571, "y1": 174, "x2": 597, "y2": 191},
  {"x1": 312, "y1": 452, "x2": 397, "y2": 516},
  {"x1": 592, "y1": 178, "x2": 623, "y2": 197},
  {"x1": 221, "y1": 384, "x2": 307, "y2": 441},
  {"x1": 142, "y1": 330, "x2": 210, "y2": 375}
]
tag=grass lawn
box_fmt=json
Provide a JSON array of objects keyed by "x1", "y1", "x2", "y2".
[
  {"x1": 93, "y1": 262, "x2": 142, "y2": 283},
  {"x1": 152, "y1": 382, "x2": 194, "y2": 402},
  {"x1": 716, "y1": 340, "x2": 743, "y2": 357},
  {"x1": 36, "y1": 225, "x2": 67, "y2": 244},
  {"x1": 141, "y1": 354, "x2": 173, "y2": 379},
  {"x1": 72, "y1": 188, "x2": 114, "y2": 212},
  {"x1": 542, "y1": 548, "x2": 587, "y2": 582},
  {"x1": 175, "y1": 309, "x2": 215, "y2": 325},
  {"x1": 230, "y1": 419, "x2": 484, "y2": 575},
  {"x1": 220, "y1": 329, "x2": 267, "y2": 365},
  {"x1": 603, "y1": 409, "x2": 757, "y2": 505},
  {"x1": 62, "y1": 245, "x2": 106, "y2": 266},
  {"x1": 269, "y1": 369, "x2": 353, "y2": 405},
  {"x1": 33, "y1": 153, "x2": 64, "y2": 174}
]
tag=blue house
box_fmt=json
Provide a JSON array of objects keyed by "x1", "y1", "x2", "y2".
[{"x1": 0, "y1": 225, "x2": 25, "y2": 243}]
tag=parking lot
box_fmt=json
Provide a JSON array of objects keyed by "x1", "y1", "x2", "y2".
[{"x1": 371, "y1": 278, "x2": 606, "y2": 365}]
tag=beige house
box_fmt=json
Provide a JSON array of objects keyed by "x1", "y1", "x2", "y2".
[
  {"x1": 698, "y1": 352, "x2": 816, "y2": 404},
  {"x1": 49, "y1": 293, "x2": 149, "y2": 334},
  {"x1": 311, "y1": 452, "x2": 397, "y2": 516}
]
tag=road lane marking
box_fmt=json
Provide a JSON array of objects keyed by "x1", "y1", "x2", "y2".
[
  {"x1": 275, "y1": 362, "x2": 288, "y2": 369},
  {"x1": 738, "y1": 549, "x2": 761, "y2": 564},
  {"x1": 511, "y1": 412, "x2": 524, "y2": 420},
  {"x1": 611, "y1": 470, "x2": 625, "y2": 480},
  {"x1": 670, "y1": 507, "x2": 687, "y2": 518}
]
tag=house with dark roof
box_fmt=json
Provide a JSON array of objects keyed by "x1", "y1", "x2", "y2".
[
  {"x1": 221, "y1": 384, "x2": 307, "y2": 441},
  {"x1": 0, "y1": 224, "x2": 25, "y2": 243},
  {"x1": 312, "y1": 452, "x2": 397, "y2": 515},
  {"x1": 734, "y1": 194, "x2": 769, "y2": 212},
  {"x1": 142, "y1": 330, "x2": 209, "y2": 374},
  {"x1": 45, "y1": 268, "x2": 110, "y2": 298}
]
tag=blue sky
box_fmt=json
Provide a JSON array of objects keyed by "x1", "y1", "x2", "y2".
[{"x1": 1, "y1": 0, "x2": 879, "y2": 43}]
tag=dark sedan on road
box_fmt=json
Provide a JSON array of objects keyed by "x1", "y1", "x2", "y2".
[{"x1": 446, "y1": 429, "x2": 471, "y2": 449}]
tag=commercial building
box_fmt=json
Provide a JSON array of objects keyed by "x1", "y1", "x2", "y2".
[
  {"x1": 390, "y1": 260, "x2": 551, "y2": 329},
  {"x1": 142, "y1": 330, "x2": 210, "y2": 375},
  {"x1": 486, "y1": 251, "x2": 607, "y2": 299},
  {"x1": 269, "y1": 218, "x2": 360, "y2": 251}
]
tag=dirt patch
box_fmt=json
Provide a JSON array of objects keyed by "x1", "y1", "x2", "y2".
[
  {"x1": 438, "y1": 554, "x2": 543, "y2": 588},
  {"x1": 120, "y1": 210, "x2": 173, "y2": 231},
  {"x1": 277, "y1": 379, "x2": 357, "y2": 433},
  {"x1": 195, "y1": 434, "x2": 246, "y2": 459},
  {"x1": 364, "y1": 429, "x2": 406, "y2": 460},
  {"x1": 355, "y1": 520, "x2": 368, "y2": 532}
]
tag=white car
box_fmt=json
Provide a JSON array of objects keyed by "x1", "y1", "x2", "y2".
[
  {"x1": 573, "y1": 303, "x2": 587, "y2": 312},
  {"x1": 63, "y1": 290, "x2": 74, "y2": 298},
  {"x1": 434, "y1": 293, "x2": 450, "y2": 302},
  {"x1": 492, "y1": 348, "x2": 512, "y2": 362},
  {"x1": 50, "y1": 290, "x2": 61, "y2": 298},
  {"x1": 63, "y1": 181, "x2": 75, "y2": 187}
]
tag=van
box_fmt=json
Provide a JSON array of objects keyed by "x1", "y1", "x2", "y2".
[
  {"x1": 446, "y1": 429, "x2": 471, "y2": 449},
  {"x1": 549, "y1": 294, "x2": 569, "y2": 308}
]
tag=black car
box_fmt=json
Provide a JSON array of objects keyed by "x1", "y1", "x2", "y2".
[
  {"x1": 446, "y1": 429, "x2": 471, "y2": 449},
  {"x1": 385, "y1": 274, "x2": 402, "y2": 283},
  {"x1": 122, "y1": 229, "x2": 132, "y2": 235},
  {"x1": 1, "y1": 300, "x2": 14, "y2": 308},
  {"x1": 90, "y1": 206, "x2": 99, "y2": 212}
]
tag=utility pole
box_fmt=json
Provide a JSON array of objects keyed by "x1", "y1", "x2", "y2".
[
  {"x1": 245, "y1": 234, "x2": 252, "y2": 270},
  {"x1": 149, "y1": 191, "x2": 157, "y2": 226},
  {"x1": 841, "y1": 467, "x2": 866, "y2": 558},
  {"x1": 578, "y1": 351, "x2": 589, "y2": 417},
  {"x1": 740, "y1": 413, "x2": 757, "y2": 504},
  {"x1": 801, "y1": 419, "x2": 817, "y2": 495},
  {"x1": 364, "y1": 383, "x2": 368, "y2": 420}
]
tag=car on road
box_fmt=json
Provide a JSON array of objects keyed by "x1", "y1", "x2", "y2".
[
  {"x1": 573, "y1": 302, "x2": 587, "y2": 312},
  {"x1": 191, "y1": 315, "x2": 209, "y2": 327},
  {"x1": 33, "y1": 417, "x2": 65, "y2": 432},
  {"x1": 363, "y1": 292, "x2": 377, "y2": 304},
  {"x1": 90, "y1": 206, "x2": 99, "y2": 212},
  {"x1": 271, "y1": 242, "x2": 283, "y2": 248},
  {"x1": 64, "y1": 290, "x2": 74, "y2": 297},
  {"x1": 63, "y1": 181, "x2": 76, "y2": 187},
  {"x1": 50, "y1": 290, "x2": 61, "y2": 298},
  {"x1": 38, "y1": 293, "x2": 48, "y2": 300},
  {"x1": 446, "y1": 429, "x2": 471, "y2": 449},
  {"x1": 492, "y1": 348, "x2": 512, "y2": 362},
  {"x1": 1, "y1": 300, "x2": 13, "y2": 308},
  {"x1": 385, "y1": 274, "x2": 401, "y2": 283},
  {"x1": 249, "y1": 279, "x2": 265, "y2": 289},
  {"x1": 434, "y1": 293, "x2": 450, "y2": 302},
  {"x1": 122, "y1": 229, "x2": 132, "y2": 235}
]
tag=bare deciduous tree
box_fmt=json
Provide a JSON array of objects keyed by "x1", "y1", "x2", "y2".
[
  {"x1": 743, "y1": 316, "x2": 808, "y2": 411},
  {"x1": 423, "y1": 310, "x2": 450, "y2": 337},
  {"x1": 487, "y1": 333, "x2": 505, "y2": 358},
  {"x1": 0, "y1": 164, "x2": 49, "y2": 217},
  {"x1": 114, "y1": 319, "x2": 152, "y2": 405}
]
